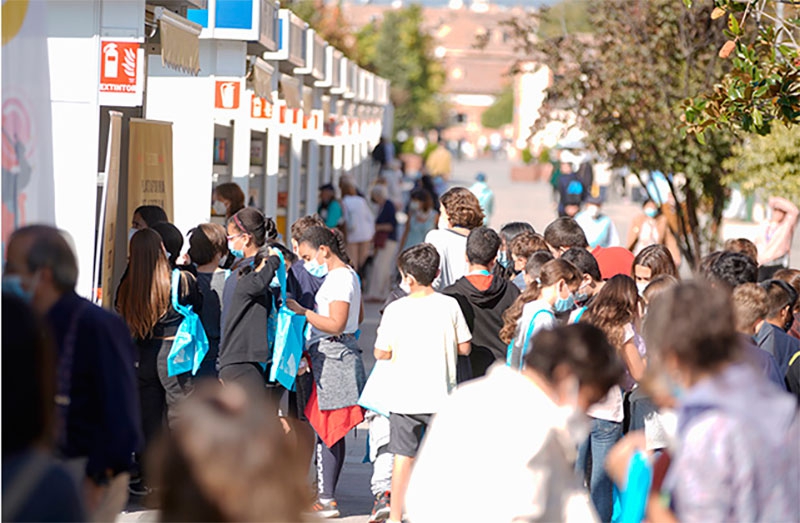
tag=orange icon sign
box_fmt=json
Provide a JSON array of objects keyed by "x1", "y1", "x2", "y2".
[
  {"x1": 215, "y1": 81, "x2": 240, "y2": 109},
  {"x1": 100, "y1": 41, "x2": 139, "y2": 92}
]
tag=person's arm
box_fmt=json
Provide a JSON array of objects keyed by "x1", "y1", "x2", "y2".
[
  {"x1": 373, "y1": 306, "x2": 394, "y2": 359},
  {"x1": 608, "y1": 219, "x2": 621, "y2": 248},
  {"x1": 287, "y1": 299, "x2": 351, "y2": 335},
  {"x1": 620, "y1": 339, "x2": 646, "y2": 382},
  {"x1": 770, "y1": 196, "x2": 800, "y2": 222},
  {"x1": 235, "y1": 254, "x2": 280, "y2": 298},
  {"x1": 626, "y1": 215, "x2": 643, "y2": 251},
  {"x1": 457, "y1": 341, "x2": 471, "y2": 356},
  {"x1": 663, "y1": 221, "x2": 682, "y2": 266}
]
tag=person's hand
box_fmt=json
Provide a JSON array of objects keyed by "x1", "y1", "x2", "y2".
[
  {"x1": 268, "y1": 246, "x2": 280, "y2": 257},
  {"x1": 83, "y1": 476, "x2": 108, "y2": 513},
  {"x1": 286, "y1": 298, "x2": 306, "y2": 316},
  {"x1": 177, "y1": 253, "x2": 191, "y2": 266},
  {"x1": 605, "y1": 430, "x2": 647, "y2": 488}
]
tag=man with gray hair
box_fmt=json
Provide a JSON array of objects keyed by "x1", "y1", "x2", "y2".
[{"x1": 3, "y1": 225, "x2": 141, "y2": 521}]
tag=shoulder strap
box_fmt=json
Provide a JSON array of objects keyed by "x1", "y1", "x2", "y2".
[
  {"x1": 789, "y1": 350, "x2": 800, "y2": 368},
  {"x1": 573, "y1": 306, "x2": 587, "y2": 324},
  {"x1": 275, "y1": 250, "x2": 287, "y2": 303},
  {"x1": 171, "y1": 269, "x2": 187, "y2": 317},
  {"x1": 517, "y1": 308, "x2": 555, "y2": 369}
]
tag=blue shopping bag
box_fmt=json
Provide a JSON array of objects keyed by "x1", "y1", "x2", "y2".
[
  {"x1": 269, "y1": 251, "x2": 307, "y2": 390},
  {"x1": 167, "y1": 269, "x2": 210, "y2": 377}
]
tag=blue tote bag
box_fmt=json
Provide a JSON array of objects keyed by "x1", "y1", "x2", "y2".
[
  {"x1": 167, "y1": 269, "x2": 210, "y2": 377},
  {"x1": 269, "y1": 251, "x2": 307, "y2": 390}
]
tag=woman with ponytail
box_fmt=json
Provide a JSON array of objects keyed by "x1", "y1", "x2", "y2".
[
  {"x1": 116, "y1": 228, "x2": 202, "y2": 487},
  {"x1": 286, "y1": 226, "x2": 366, "y2": 518},
  {"x1": 219, "y1": 208, "x2": 281, "y2": 394},
  {"x1": 500, "y1": 259, "x2": 582, "y2": 368}
]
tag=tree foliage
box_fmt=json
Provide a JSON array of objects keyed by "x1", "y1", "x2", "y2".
[
  {"x1": 526, "y1": 0, "x2": 739, "y2": 266},
  {"x1": 481, "y1": 85, "x2": 514, "y2": 129},
  {"x1": 723, "y1": 123, "x2": 800, "y2": 204},
  {"x1": 285, "y1": 0, "x2": 359, "y2": 59},
  {"x1": 537, "y1": 0, "x2": 593, "y2": 39},
  {"x1": 682, "y1": 0, "x2": 800, "y2": 135},
  {"x1": 355, "y1": 4, "x2": 447, "y2": 133}
]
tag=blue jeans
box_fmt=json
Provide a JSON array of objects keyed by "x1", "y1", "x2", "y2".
[{"x1": 575, "y1": 418, "x2": 623, "y2": 522}]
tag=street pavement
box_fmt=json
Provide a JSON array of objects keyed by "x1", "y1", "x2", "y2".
[{"x1": 119, "y1": 156, "x2": 799, "y2": 522}]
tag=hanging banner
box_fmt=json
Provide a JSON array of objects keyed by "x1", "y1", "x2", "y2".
[
  {"x1": 128, "y1": 118, "x2": 174, "y2": 221},
  {"x1": 2, "y1": 0, "x2": 56, "y2": 251},
  {"x1": 96, "y1": 111, "x2": 123, "y2": 308}
]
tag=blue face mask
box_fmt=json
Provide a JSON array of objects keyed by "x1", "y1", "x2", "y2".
[
  {"x1": 554, "y1": 292, "x2": 576, "y2": 313},
  {"x1": 574, "y1": 291, "x2": 589, "y2": 304},
  {"x1": 497, "y1": 250, "x2": 510, "y2": 269},
  {"x1": 2, "y1": 274, "x2": 34, "y2": 303},
  {"x1": 227, "y1": 240, "x2": 244, "y2": 259},
  {"x1": 644, "y1": 208, "x2": 658, "y2": 218},
  {"x1": 305, "y1": 257, "x2": 328, "y2": 278}
]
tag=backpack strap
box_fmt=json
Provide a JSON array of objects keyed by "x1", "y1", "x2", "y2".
[
  {"x1": 789, "y1": 350, "x2": 800, "y2": 368},
  {"x1": 572, "y1": 306, "x2": 588, "y2": 324},
  {"x1": 515, "y1": 308, "x2": 556, "y2": 369},
  {"x1": 171, "y1": 269, "x2": 188, "y2": 317}
]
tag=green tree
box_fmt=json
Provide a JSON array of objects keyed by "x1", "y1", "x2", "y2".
[
  {"x1": 527, "y1": 0, "x2": 739, "y2": 266},
  {"x1": 682, "y1": 0, "x2": 800, "y2": 135},
  {"x1": 481, "y1": 85, "x2": 514, "y2": 129},
  {"x1": 723, "y1": 123, "x2": 800, "y2": 204},
  {"x1": 537, "y1": 0, "x2": 593, "y2": 39},
  {"x1": 285, "y1": 0, "x2": 359, "y2": 59},
  {"x1": 356, "y1": 4, "x2": 446, "y2": 133}
]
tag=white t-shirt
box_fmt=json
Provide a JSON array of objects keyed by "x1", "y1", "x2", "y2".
[
  {"x1": 587, "y1": 323, "x2": 637, "y2": 423},
  {"x1": 374, "y1": 293, "x2": 471, "y2": 414},
  {"x1": 406, "y1": 365, "x2": 599, "y2": 523},
  {"x1": 425, "y1": 228, "x2": 468, "y2": 291},
  {"x1": 308, "y1": 266, "x2": 361, "y2": 344},
  {"x1": 512, "y1": 300, "x2": 557, "y2": 356},
  {"x1": 342, "y1": 195, "x2": 375, "y2": 243}
]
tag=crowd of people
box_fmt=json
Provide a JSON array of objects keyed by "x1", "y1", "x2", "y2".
[{"x1": 2, "y1": 161, "x2": 800, "y2": 523}]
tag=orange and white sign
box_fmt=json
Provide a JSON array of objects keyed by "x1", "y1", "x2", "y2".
[
  {"x1": 279, "y1": 105, "x2": 302, "y2": 126},
  {"x1": 99, "y1": 39, "x2": 143, "y2": 107},
  {"x1": 251, "y1": 95, "x2": 273, "y2": 119},
  {"x1": 215, "y1": 81, "x2": 241, "y2": 109}
]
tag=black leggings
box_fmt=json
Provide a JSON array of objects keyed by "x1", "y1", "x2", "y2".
[{"x1": 316, "y1": 436, "x2": 346, "y2": 499}]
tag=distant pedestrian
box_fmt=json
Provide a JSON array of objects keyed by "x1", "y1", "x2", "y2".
[
  {"x1": 626, "y1": 199, "x2": 681, "y2": 265},
  {"x1": 424, "y1": 138, "x2": 452, "y2": 182},
  {"x1": 366, "y1": 185, "x2": 399, "y2": 302},
  {"x1": 318, "y1": 184, "x2": 345, "y2": 230},
  {"x1": 507, "y1": 231, "x2": 550, "y2": 290},
  {"x1": 340, "y1": 176, "x2": 375, "y2": 272},
  {"x1": 574, "y1": 195, "x2": 620, "y2": 249},
  {"x1": 399, "y1": 189, "x2": 436, "y2": 251},
  {"x1": 469, "y1": 172, "x2": 494, "y2": 226},
  {"x1": 755, "y1": 196, "x2": 799, "y2": 280},
  {"x1": 129, "y1": 204, "x2": 167, "y2": 240},
  {"x1": 557, "y1": 162, "x2": 585, "y2": 217},
  {"x1": 213, "y1": 182, "x2": 246, "y2": 220}
]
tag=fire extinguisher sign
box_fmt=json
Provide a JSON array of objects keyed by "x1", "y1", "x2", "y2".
[{"x1": 99, "y1": 39, "x2": 144, "y2": 107}]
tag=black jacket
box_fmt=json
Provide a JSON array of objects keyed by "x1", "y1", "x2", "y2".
[
  {"x1": 443, "y1": 274, "x2": 520, "y2": 379},
  {"x1": 219, "y1": 256, "x2": 281, "y2": 368}
]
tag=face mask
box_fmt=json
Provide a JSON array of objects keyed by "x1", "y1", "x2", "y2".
[
  {"x1": 438, "y1": 214, "x2": 449, "y2": 230},
  {"x1": 587, "y1": 205, "x2": 600, "y2": 218},
  {"x1": 554, "y1": 291, "x2": 576, "y2": 313},
  {"x1": 644, "y1": 208, "x2": 658, "y2": 218},
  {"x1": 305, "y1": 256, "x2": 328, "y2": 278},
  {"x1": 497, "y1": 250, "x2": 510, "y2": 269},
  {"x1": 399, "y1": 278, "x2": 411, "y2": 294},
  {"x1": 636, "y1": 281, "x2": 648, "y2": 296},
  {"x1": 574, "y1": 291, "x2": 589, "y2": 304},
  {"x1": 409, "y1": 201, "x2": 420, "y2": 213},
  {"x1": 2, "y1": 273, "x2": 38, "y2": 303},
  {"x1": 227, "y1": 240, "x2": 244, "y2": 259},
  {"x1": 128, "y1": 228, "x2": 137, "y2": 242},
  {"x1": 213, "y1": 200, "x2": 227, "y2": 215}
]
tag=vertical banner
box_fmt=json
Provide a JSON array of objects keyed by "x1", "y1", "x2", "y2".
[
  {"x1": 95, "y1": 111, "x2": 123, "y2": 308},
  {"x1": 127, "y1": 118, "x2": 174, "y2": 221},
  {"x1": 1, "y1": 0, "x2": 56, "y2": 251}
]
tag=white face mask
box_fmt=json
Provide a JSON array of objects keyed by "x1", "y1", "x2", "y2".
[
  {"x1": 399, "y1": 278, "x2": 411, "y2": 294},
  {"x1": 128, "y1": 228, "x2": 138, "y2": 242},
  {"x1": 636, "y1": 281, "x2": 648, "y2": 296},
  {"x1": 587, "y1": 204, "x2": 600, "y2": 218},
  {"x1": 438, "y1": 214, "x2": 449, "y2": 230},
  {"x1": 213, "y1": 200, "x2": 227, "y2": 215}
]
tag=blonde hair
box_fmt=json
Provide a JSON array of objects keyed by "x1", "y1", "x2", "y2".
[{"x1": 731, "y1": 283, "x2": 768, "y2": 332}]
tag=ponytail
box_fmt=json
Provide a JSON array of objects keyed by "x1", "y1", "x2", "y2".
[
  {"x1": 299, "y1": 226, "x2": 352, "y2": 266},
  {"x1": 229, "y1": 208, "x2": 279, "y2": 275},
  {"x1": 499, "y1": 259, "x2": 581, "y2": 343}
]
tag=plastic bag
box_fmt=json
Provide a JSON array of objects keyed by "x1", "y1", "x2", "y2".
[
  {"x1": 167, "y1": 269, "x2": 210, "y2": 377},
  {"x1": 269, "y1": 251, "x2": 307, "y2": 390}
]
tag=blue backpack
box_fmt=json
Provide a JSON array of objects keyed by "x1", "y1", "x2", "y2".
[{"x1": 167, "y1": 269, "x2": 210, "y2": 377}]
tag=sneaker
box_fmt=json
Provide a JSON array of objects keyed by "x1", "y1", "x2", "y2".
[
  {"x1": 368, "y1": 491, "x2": 391, "y2": 522},
  {"x1": 311, "y1": 499, "x2": 340, "y2": 519}
]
